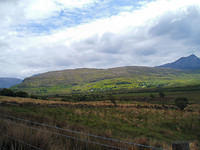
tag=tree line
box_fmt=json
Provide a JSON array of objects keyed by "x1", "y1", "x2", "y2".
[{"x1": 0, "y1": 88, "x2": 29, "y2": 98}]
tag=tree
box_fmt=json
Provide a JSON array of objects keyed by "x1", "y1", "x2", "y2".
[
  {"x1": 0, "y1": 88, "x2": 15, "y2": 96},
  {"x1": 175, "y1": 97, "x2": 189, "y2": 110},
  {"x1": 108, "y1": 94, "x2": 117, "y2": 107},
  {"x1": 159, "y1": 91, "x2": 165, "y2": 98},
  {"x1": 30, "y1": 95, "x2": 39, "y2": 99},
  {"x1": 15, "y1": 91, "x2": 29, "y2": 98},
  {"x1": 150, "y1": 93, "x2": 155, "y2": 99}
]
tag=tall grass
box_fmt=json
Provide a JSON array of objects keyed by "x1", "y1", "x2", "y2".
[
  {"x1": 0, "y1": 119, "x2": 167, "y2": 150},
  {"x1": 0, "y1": 96, "x2": 199, "y2": 150},
  {"x1": 0, "y1": 119, "x2": 114, "y2": 150}
]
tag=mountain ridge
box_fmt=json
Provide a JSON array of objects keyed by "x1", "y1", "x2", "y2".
[
  {"x1": 13, "y1": 55, "x2": 200, "y2": 95},
  {"x1": 158, "y1": 54, "x2": 200, "y2": 70},
  {"x1": 0, "y1": 78, "x2": 22, "y2": 88}
]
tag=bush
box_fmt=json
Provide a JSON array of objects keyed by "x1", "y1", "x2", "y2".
[
  {"x1": 0, "y1": 88, "x2": 15, "y2": 96},
  {"x1": 175, "y1": 97, "x2": 189, "y2": 110},
  {"x1": 159, "y1": 91, "x2": 165, "y2": 98},
  {"x1": 150, "y1": 94, "x2": 155, "y2": 99},
  {"x1": 30, "y1": 95, "x2": 39, "y2": 99},
  {"x1": 108, "y1": 94, "x2": 117, "y2": 107},
  {"x1": 15, "y1": 91, "x2": 29, "y2": 98}
]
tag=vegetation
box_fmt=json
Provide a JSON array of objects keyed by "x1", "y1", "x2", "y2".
[
  {"x1": 108, "y1": 94, "x2": 117, "y2": 107},
  {"x1": 175, "y1": 97, "x2": 189, "y2": 110},
  {"x1": 15, "y1": 91, "x2": 29, "y2": 98},
  {"x1": 0, "y1": 120, "x2": 108, "y2": 150},
  {"x1": 1, "y1": 66, "x2": 200, "y2": 149},
  {"x1": 11, "y1": 66, "x2": 200, "y2": 95},
  {"x1": 0, "y1": 88, "x2": 29, "y2": 98},
  {"x1": 0, "y1": 88, "x2": 15, "y2": 97},
  {"x1": 0, "y1": 85, "x2": 200, "y2": 149},
  {"x1": 0, "y1": 93, "x2": 200, "y2": 140},
  {"x1": 159, "y1": 91, "x2": 165, "y2": 98},
  {"x1": 150, "y1": 93, "x2": 155, "y2": 99}
]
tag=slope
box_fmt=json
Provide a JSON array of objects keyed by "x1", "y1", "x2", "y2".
[
  {"x1": 159, "y1": 54, "x2": 200, "y2": 70},
  {"x1": 13, "y1": 66, "x2": 200, "y2": 95}
]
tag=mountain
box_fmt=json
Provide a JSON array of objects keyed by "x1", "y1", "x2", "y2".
[
  {"x1": 13, "y1": 66, "x2": 200, "y2": 95},
  {"x1": 158, "y1": 54, "x2": 200, "y2": 70},
  {"x1": 0, "y1": 78, "x2": 22, "y2": 88}
]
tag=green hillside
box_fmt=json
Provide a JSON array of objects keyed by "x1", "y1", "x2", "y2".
[{"x1": 13, "y1": 66, "x2": 200, "y2": 95}]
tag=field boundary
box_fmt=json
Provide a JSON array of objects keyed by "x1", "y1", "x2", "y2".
[{"x1": 0, "y1": 113, "x2": 163, "y2": 150}]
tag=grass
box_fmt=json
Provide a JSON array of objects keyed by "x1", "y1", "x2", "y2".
[
  {"x1": 0, "y1": 119, "x2": 109, "y2": 150},
  {"x1": 1, "y1": 85, "x2": 200, "y2": 149},
  {"x1": 113, "y1": 90, "x2": 200, "y2": 104},
  {"x1": 0, "y1": 95, "x2": 200, "y2": 150},
  {"x1": 13, "y1": 76, "x2": 200, "y2": 95}
]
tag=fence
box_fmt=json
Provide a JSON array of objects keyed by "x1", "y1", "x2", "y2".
[{"x1": 0, "y1": 113, "x2": 164, "y2": 150}]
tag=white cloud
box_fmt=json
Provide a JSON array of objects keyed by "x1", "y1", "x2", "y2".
[
  {"x1": 1, "y1": 0, "x2": 200, "y2": 78},
  {"x1": 57, "y1": 0, "x2": 99, "y2": 8},
  {"x1": 38, "y1": 0, "x2": 200, "y2": 43},
  {"x1": 24, "y1": 0, "x2": 99, "y2": 20}
]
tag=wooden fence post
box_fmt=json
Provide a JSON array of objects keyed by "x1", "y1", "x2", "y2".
[{"x1": 172, "y1": 142, "x2": 190, "y2": 150}]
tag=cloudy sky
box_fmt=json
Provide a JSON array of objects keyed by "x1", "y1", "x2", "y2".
[{"x1": 0, "y1": 0, "x2": 200, "y2": 78}]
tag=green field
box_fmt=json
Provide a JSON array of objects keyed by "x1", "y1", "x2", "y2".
[{"x1": 12, "y1": 67, "x2": 200, "y2": 96}]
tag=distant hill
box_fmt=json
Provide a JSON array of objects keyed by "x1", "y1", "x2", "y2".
[
  {"x1": 158, "y1": 54, "x2": 200, "y2": 70},
  {"x1": 16, "y1": 66, "x2": 182, "y2": 87},
  {"x1": 13, "y1": 66, "x2": 200, "y2": 95},
  {"x1": 0, "y1": 78, "x2": 22, "y2": 88}
]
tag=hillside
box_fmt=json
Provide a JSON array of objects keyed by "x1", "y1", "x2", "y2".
[
  {"x1": 0, "y1": 78, "x2": 22, "y2": 88},
  {"x1": 159, "y1": 54, "x2": 200, "y2": 70},
  {"x1": 13, "y1": 66, "x2": 200, "y2": 95}
]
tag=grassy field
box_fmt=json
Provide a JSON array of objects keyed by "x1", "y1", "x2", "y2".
[
  {"x1": 13, "y1": 75, "x2": 200, "y2": 95},
  {"x1": 0, "y1": 92, "x2": 200, "y2": 149}
]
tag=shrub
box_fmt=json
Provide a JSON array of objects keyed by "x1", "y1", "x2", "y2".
[
  {"x1": 15, "y1": 91, "x2": 29, "y2": 98},
  {"x1": 175, "y1": 97, "x2": 189, "y2": 110},
  {"x1": 30, "y1": 95, "x2": 39, "y2": 99},
  {"x1": 0, "y1": 88, "x2": 15, "y2": 96},
  {"x1": 150, "y1": 94, "x2": 155, "y2": 99},
  {"x1": 108, "y1": 94, "x2": 117, "y2": 107},
  {"x1": 159, "y1": 91, "x2": 165, "y2": 98}
]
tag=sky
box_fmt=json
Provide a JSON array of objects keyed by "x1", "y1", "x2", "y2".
[{"x1": 0, "y1": 0, "x2": 200, "y2": 78}]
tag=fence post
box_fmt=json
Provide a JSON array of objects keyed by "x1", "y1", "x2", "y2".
[{"x1": 172, "y1": 142, "x2": 190, "y2": 150}]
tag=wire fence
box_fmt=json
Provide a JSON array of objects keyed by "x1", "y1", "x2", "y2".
[
  {"x1": 1, "y1": 119, "x2": 124, "y2": 150},
  {"x1": 0, "y1": 113, "x2": 164, "y2": 150},
  {"x1": 1, "y1": 134, "x2": 43, "y2": 150}
]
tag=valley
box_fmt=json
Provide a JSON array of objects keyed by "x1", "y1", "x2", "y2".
[{"x1": 1, "y1": 55, "x2": 200, "y2": 150}]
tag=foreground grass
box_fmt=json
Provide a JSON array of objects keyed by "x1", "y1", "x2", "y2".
[
  {"x1": 0, "y1": 96, "x2": 200, "y2": 150},
  {"x1": 0, "y1": 119, "x2": 110, "y2": 150}
]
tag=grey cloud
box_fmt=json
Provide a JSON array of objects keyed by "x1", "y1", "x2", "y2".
[
  {"x1": 1, "y1": 1, "x2": 200, "y2": 78},
  {"x1": 97, "y1": 33, "x2": 124, "y2": 54},
  {"x1": 150, "y1": 6, "x2": 200, "y2": 43},
  {"x1": 136, "y1": 48, "x2": 157, "y2": 56},
  {"x1": 0, "y1": 42, "x2": 10, "y2": 51},
  {"x1": 63, "y1": 6, "x2": 200, "y2": 70}
]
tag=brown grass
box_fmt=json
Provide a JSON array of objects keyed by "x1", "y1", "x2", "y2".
[
  {"x1": 0, "y1": 119, "x2": 108, "y2": 150},
  {"x1": 0, "y1": 119, "x2": 160, "y2": 150},
  {"x1": 0, "y1": 96, "x2": 177, "y2": 110}
]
